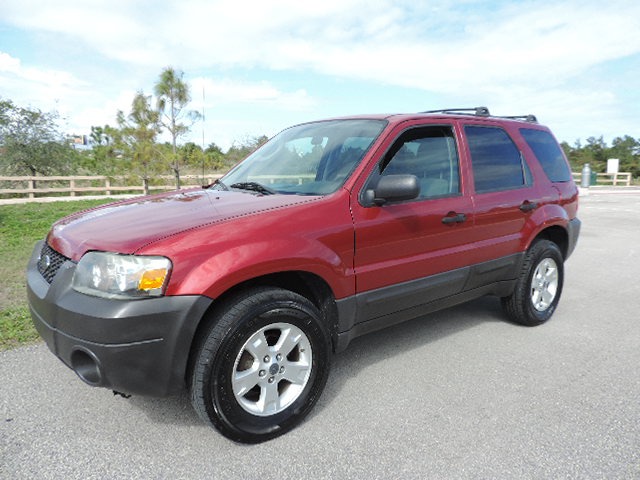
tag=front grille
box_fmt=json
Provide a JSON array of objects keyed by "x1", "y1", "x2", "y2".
[{"x1": 37, "y1": 243, "x2": 70, "y2": 283}]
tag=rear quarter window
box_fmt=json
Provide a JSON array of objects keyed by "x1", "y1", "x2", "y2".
[{"x1": 520, "y1": 128, "x2": 572, "y2": 182}]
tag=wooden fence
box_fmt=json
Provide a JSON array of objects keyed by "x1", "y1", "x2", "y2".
[
  {"x1": 0, "y1": 174, "x2": 223, "y2": 201},
  {"x1": 0, "y1": 171, "x2": 634, "y2": 203},
  {"x1": 571, "y1": 171, "x2": 632, "y2": 186}
]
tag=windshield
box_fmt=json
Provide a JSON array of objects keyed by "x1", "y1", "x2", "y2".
[{"x1": 215, "y1": 119, "x2": 387, "y2": 195}]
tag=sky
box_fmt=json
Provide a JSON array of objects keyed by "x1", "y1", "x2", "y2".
[{"x1": 1, "y1": 0, "x2": 639, "y2": 151}]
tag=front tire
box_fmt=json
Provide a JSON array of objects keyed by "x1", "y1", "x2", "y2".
[
  {"x1": 501, "y1": 240, "x2": 564, "y2": 326},
  {"x1": 190, "y1": 287, "x2": 331, "y2": 443}
]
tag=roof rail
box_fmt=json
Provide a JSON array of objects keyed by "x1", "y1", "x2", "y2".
[
  {"x1": 421, "y1": 106, "x2": 490, "y2": 116},
  {"x1": 420, "y1": 107, "x2": 538, "y2": 123},
  {"x1": 501, "y1": 114, "x2": 538, "y2": 123}
]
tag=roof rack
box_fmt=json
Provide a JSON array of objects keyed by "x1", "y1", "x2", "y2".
[
  {"x1": 420, "y1": 106, "x2": 538, "y2": 123},
  {"x1": 501, "y1": 114, "x2": 538, "y2": 123},
  {"x1": 422, "y1": 106, "x2": 490, "y2": 116}
]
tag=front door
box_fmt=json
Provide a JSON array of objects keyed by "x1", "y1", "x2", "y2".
[{"x1": 351, "y1": 124, "x2": 475, "y2": 322}]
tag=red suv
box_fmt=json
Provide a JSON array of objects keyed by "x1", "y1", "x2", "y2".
[{"x1": 27, "y1": 107, "x2": 580, "y2": 442}]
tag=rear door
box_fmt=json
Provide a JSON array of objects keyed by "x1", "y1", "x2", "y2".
[{"x1": 461, "y1": 123, "x2": 544, "y2": 276}]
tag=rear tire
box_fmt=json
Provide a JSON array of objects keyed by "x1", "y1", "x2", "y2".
[
  {"x1": 501, "y1": 240, "x2": 564, "y2": 326},
  {"x1": 190, "y1": 287, "x2": 331, "y2": 443}
]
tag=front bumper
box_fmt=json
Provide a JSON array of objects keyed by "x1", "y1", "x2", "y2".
[{"x1": 26, "y1": 241, "x2": 212, "y2": 396}]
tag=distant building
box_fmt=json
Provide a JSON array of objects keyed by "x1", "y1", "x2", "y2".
[{"x1": 68, "y1": 134, "x2": 88, "y2": 146}]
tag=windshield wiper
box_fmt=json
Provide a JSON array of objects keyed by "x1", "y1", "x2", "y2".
[
  {"x1": 230, "y1": 182, "x2": 276, "y2": 195},
  {"x1": 208, "y1": 178, "x2": 229, "y2": 191}
]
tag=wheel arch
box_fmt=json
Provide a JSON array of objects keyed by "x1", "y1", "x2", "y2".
[
  {"x1": 531, "y1": 225, "x2": 570, "y2": 259},
  {"x1": 185, "y1": 271, "x2": 339, "y2": 385}
]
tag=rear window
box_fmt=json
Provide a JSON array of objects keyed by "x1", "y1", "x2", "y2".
[
  {"x1": 465, "y1": 126, "x2": 527, "y2": 193},
  {"x1": 520, "y1": 128, "x2": 572, "y2": 182}
]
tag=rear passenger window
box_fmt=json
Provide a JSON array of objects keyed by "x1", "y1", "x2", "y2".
[
  {"x1": 520, "y1": 128, "x2": 572, "y2": 182},
  {"x1": 379, "y1": 126, "x2": 460, "y2": 199},
  {"x1": 465, "y1": 126, "x2": 527, "y2": 193}
]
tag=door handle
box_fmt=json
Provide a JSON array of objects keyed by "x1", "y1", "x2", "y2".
[
  {"x1": 519, "y1": 201, "x2": 538, "y2": 212},
  {"x1": 442, "y1": 212, "x2": 467, "y2": 224}
]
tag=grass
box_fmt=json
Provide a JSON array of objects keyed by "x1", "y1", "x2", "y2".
[{"x1": 0, "y1": 199, "x2": 112, "y2": 350}]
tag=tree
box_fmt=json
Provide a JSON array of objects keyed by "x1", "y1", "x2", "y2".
[
  {"x1": 180, "y1": 141, "x2": 204, "y2": 171},
  {"x1": 609, "y1": 136, "x2": 640, "y2": 178},
  {"x1": 0, "y1": 98, "x2": 73, "y2": 176},
  {"x1": 90, "y1": 125, "x2": 111, "y2": 146},
  {"x1": 225, "y1": 135, "x2": 269, "y2": 166},
  {"x1": 204, "y1": 143, "x2": 226, "y2": 171},
  {"x1": 562, "y1": 135, "x2": 640, "y2": 178},
  {"x1": 205, "y1": 142, "x2": 223, "y2": 156},
  {"x1": 74, "y1": 125, "x2": 120, "y2": 175},
  {"x1": 154, "y1": 67, "x2": 201, "y2": 189},
  {"x1": 114, "y1": 91, "x2": 161, "y2": 191}
]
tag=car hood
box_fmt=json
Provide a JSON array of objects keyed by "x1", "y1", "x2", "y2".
[{"x1": 48, "y1": 189, "x2": 320, "y2": 261}]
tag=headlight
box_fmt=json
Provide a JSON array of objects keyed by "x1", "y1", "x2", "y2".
[{"x1": 72, "y1": 252, "x2": 172, "y2": 299}]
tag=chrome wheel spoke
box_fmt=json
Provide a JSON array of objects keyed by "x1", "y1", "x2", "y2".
[
  {"x1": 244, "y1": 331, "x2": 270, "y2": 361},
  {"x1": 540, "y1": 288, "x2": 554, "y2": 307},
  {"x1": 274, "y1": 326, "x2": 302, "y2": 357},
  {"x1": 282, "y1": 361, "x2": 311, "y2": 386},
  {"x1": 258, "y1": 382, "x2": 281, "y2": 415},
  {"x1": 232, "y1": 322, "x2": 313, "y2": 417},
  {"x1": 530, "y1": 257, "x2": 559, "y2": 312},
  {"x1": 233, "y1": 366, "x2": 259, "y2": 397}
]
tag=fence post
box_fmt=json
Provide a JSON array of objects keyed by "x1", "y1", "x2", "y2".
[
  {"x1": 143, "y1": 177, "x2": 149, "y2": 196},
  {"x1": 70, "y1": 178, "x2": 76, "y2": 196},
  {"x1": 105, "y1": 177, "x2": 111, "y2": 196},
  {"x1": 28, "y1": 178, "x2": 35, "y2": 199}
]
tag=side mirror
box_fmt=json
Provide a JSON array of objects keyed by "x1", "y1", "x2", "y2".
[{"x1": 362, "y1": 174, "x2": 420, "y2": 207}]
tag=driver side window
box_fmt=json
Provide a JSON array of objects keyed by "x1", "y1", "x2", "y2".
[{"x1": 381, "y1": 126, "x2": 460, "y2": 199}]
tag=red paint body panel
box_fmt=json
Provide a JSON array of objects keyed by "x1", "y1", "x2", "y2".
[
  {"x1": 138, "y1": 191, "x2": 356, "y2": 299},
  {"x1": 48, "y1": 189, "x2": 324, "y2": 260},
  {"x1": 352, "y1": 194, "x2": 476, "y2": 292},
  {"x1": 48, "y1": 188, "x2": 356, "y2": 299}
]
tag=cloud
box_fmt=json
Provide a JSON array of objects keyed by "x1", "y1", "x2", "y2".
[
  {"x1": 2, "y1": 0, "x2": 639, "y2": 143},
  {"x1": 5, "y1": 1, "x2": 640, "y2": 90},
  {"x1": 70, "y1": 90, "x2": 139, "y2": 133},
  {"x1": 191, "y1": 77, "x2": 315, "y2": 110},
  {"x1": 0, "y1": 50, "x2": 136, "y2": 135},
  {"x1": 5, "y1": 0, "x2": 639, "y2": 98},
  {"x1": 0, "y1": 51, "x2": 88, "y2": 101}
]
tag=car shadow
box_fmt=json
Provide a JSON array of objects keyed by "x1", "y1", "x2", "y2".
[
  {"x1": 127, "y1": 391, "x2": 202, "y2": 427},
  {"x1": 126, "y1": 296, "x2": 507, "y2": 427},
  {"x1": 310, "y1": 296, "x2": 506, "y2": 416}
]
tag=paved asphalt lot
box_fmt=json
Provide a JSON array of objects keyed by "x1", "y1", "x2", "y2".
[{"x1": 1, "y1": 192, "x2": 639, "y2": 479}]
